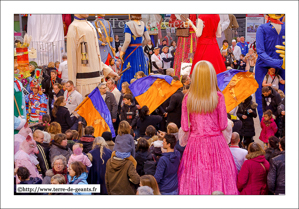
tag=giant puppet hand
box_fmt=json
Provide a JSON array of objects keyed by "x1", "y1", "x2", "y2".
[{"x1": 276, "y1": 41, "x2": 285, "y2": 69}]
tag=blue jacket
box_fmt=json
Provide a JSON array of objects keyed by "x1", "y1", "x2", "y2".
[
  {"x1": 68, "y1": 172, "x2": 91, "y2": 195},
  {"x1": 237, "y1": 42, "x2": 249, "y2": 56},
  {"x1": 154, "y1": 150, "x2": 181, "y2": 193}
]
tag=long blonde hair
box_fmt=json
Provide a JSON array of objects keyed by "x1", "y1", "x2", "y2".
[
  {"x1": 187, "y1": 61, "x2": 220, "y2": 114},
  {"x1": 92, "y1": 137, "x2": 108, "y2": 164}
]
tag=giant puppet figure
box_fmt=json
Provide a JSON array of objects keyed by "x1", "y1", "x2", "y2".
[
  {"x1": 67, "y1": 14, "x2": 119, "y2": 97},
  {"x1": 118, "y1": 14, "x2": 151, "y2": 88},
  {"x1": 255, "y1": 14, "x2": 285, "y2": 120},
  {"x1": 92, "y1": 14, "x2": 116, "y2": 65},
  {"x1": 169, "y1": 14, "x2": 198, "y2": 76}
]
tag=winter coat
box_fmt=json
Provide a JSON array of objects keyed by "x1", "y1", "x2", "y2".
[
  {"x1": 104, "y1": 92, "x2": 118, "y2": 120},
  {"x1": 44, "y1": 76, "x2": 62, "y2": 99},
  {"x1": 42, "y1": 169, "x2": 68, "y2": 184},
  {"x1": 68, "y1": 172, "x2": 91, "y2": 195},
  {"x1": 237, "y1": 151, "x2": 270, "y2": 195},
  {"x1": 259, "y1": 118, "x2": 278, "y2": 143},
  {"x1": 262, "y1": 87, "x2": 282, "y2": 118},
  {"x1": 105, "y1": 157, "x2": 140, "y2": 195},
  {"x1": 87, "y1": 146, "x2": 112, "y2": 195},
  {"x1": 165, "y1": 90, "x2": 184, "y2": 128},
  {"x1": 52, "y1": 106, "x2": 77, "y2": 133},
  {"x1": 120, "y1": 103, "x2": 138, "y2": 129},
  {"x1": 135, "y1": 150, "x2": 154, "y2": 176},
  {"x1": 15, "y1": 177, "x2": 42, "y2": 195},
  {"x1": 265, "y1": 147, "x2": 281, "y2": 163},
  {"x1": 154, "y1": 150, "x2": 181, "y2": 193},
  {"x1": 267, "y1": 151, "x2": 285, "y2": 195},
  {"x1": 49, "y1": 142, "x2": 73, "y2": 165},
  {"x1": 36, "y1": 142, "x2": 50, "y2": 177},
  {"x1": 237, "y1": 96, "x2": 257, "y2": 137},
  {"x1": 78, "y1": 135, "x2": 95, "y2": 154}
]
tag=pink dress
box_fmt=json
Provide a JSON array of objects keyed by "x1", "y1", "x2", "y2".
[{"x1": 178, "y1": 91, "x2": 239, "y2": 195}]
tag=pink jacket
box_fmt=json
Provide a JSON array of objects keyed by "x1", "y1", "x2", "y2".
[
  {"x1": 259, "y1": 117, "x2": 277, "y2": 143},
  {"x1": 68, "y1": 154, "x2": 92, "y2": 168}
]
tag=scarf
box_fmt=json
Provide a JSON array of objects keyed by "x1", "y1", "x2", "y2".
[
  {"x1": 267, "y1": 18, "x2": 283, "y2": 25},
  {"x1": 263, "y1": 119, "x2": 272, "y2": 126},
  {"x1": 222, "y1": 44, "x2": 228, "y2": 51},
  {"x1": 53, "y1": 167, "x2": 68, "y2": 183}
]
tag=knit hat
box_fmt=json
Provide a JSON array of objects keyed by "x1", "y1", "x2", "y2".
[
  {"x1": 102, "y1": 131, "x2": 112, "y2": 141},
  {"x1": 29, "y1": 61, "x2": 38, "y2": 69}
]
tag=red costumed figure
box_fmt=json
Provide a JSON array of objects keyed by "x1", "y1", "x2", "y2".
[
  {"x1": 169, "y1": 14, "x2": 198, "y2": 76},
  {"x1": 188, "y1": 14, "x2": 227, "y2": 75}
]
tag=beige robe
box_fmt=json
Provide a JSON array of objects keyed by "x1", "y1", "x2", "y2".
[{"x1": 67, "y1": 19, "x2": 112, "y2": 97}]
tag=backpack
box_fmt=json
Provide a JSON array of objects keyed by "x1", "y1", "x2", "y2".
[{"x1": 143, "y1": 156, "x2": 157, "y2": 176}]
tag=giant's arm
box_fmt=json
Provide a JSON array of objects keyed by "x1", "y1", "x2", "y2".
[{"x1": 67, "y1": 25, "x2": 78, "y2": 87}]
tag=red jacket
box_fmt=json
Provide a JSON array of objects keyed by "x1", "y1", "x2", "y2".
[
  {"x1": 259, "y1": 117, "x2": 278, "y2": 143},
  {"x1": 237, "y1": 152, "x2": 270, "y2": 195}
]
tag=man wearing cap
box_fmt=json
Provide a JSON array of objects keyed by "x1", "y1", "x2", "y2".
[
  {"x1": 25, "y1": 82, "x2": 48, "y2": 124},
  {"x1": 151, "y1": 47, "x2": 163, "y2": 74},
  {"x1": 158, "y1": 39, "x2": 168, "y2": 54},
  {"x1": 161, "y1": 46, "x2": 173, "y2": 71},
  {"x1": 237, "y1": 36, "x2": 249, "y2": 57},
  {"x1": 230, "y1": 39, "x2": 242, "y2": 61}
]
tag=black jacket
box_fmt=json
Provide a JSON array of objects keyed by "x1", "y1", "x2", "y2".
[
  {"x1": 36, "y1": 142, "x2": 50, "y2": 178},
  {"x1": 120, "y1": 103, "x2": 138, "y2": 129},
  {"x1": 265, "y1": 147, "x2": 281, "y2": 163},
  {"x1": 44, "y1": 76, "x2": 62, "y2": 99},
  {"x1": 135, "y1": 150, "x2": 154, "y2": 176},
  {"x1": 277, "y1": 98, "x2": 285, "y2": 137},
  {"x1": 165, "y1": 90, "x2": 184, "y2": 128},
  {"x1": 144, "y1": 45, "x2": 154, "y2": 58},
  {"x1": 15, "y1": 177, "x2": 42, "y2": 195},
  {"x1": 52, "y1": 106, "x2": 76, "y2": 133},
  {"x1": 137, "y1": 115, "x2": 163, "y2": 137},
  {"x1": 78, "y1": 135, "x2": 95, "y2": 154},
  {"x1": 105, "y1": 92, "x2": 118, "y2": 120},
  {"x1": 262, "y1": 87, "x2": 282, "y2": 118},
  {"x1": 237, "y1": 96, "x2": 257, "y2": 137},
  {"x1": 267, "y1": 151, "x2": 285, "y2": 195}
]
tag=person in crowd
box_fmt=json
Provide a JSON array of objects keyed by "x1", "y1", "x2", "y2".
[
  {"x1": 34, "y1": 113, "x2": 51, "y2": 132},
  {"x1": 51, "y1": 83, "x2": 64, "y2": 110},
  {"x1": 237, "y1": 36, "x2": 249, "y2": 56},
  {"x1": 144, "y1": 125, "x2": 158, "y2": 144},
  {"x1": 55, "y1": 61, "x2": 61, "y2": 78},
  {"x1": 168, "y1": 41, "x2": 177, "y2": 56},
  {"x1": 277, "y1": 91, "x2": 285, "y2": 138},
  {"x1": 220, "y1": 39, "x2": 229, "y2": 53},
  {"x1": 33, "y1": 130, "x2": 50, "y2": 177},
  {"x1": 230, "y1": 39, "x2": 241, "y2": 61},
  {"x1": 120, "y1": 93, "x2": 138, "y2": 130},
  {"x1": 105, "y1": 141, "x2": 140, "y2": 195},
  {"x1": 136, "y1": 71, "x2": 146, "y2": 79},
  {"x1": 144, "y1": 40, "x2": 154, "y2": 73},
  {"x1": 161, "y1": 46, "x2": 173, "y2": 71},
  {"x1": 52, "y1": 96, "x2": 78, "y2": 133},
  {"x1": 135, "y1": 138, "x2": 154, "y2": 176},
  {"x1": 15, "y1": 167, "x2": 42, "y2": 195},
  {"x1": 102, "y1": 131, "x2": 115, "y2": 151},
  {"x1": 108, "y1": 58, "x2": 117, "y2": 73},
  {"x1": 265, "y1": 136, "x2": 281, "y2": 163},
  {"x1": 114, "y1": 35, "x2": 120, "y2": 53},
  {"x1": 221, "y1": 49, "x2": 232, "y2": 68},
  {"x1": 107, "y1": 79, "x2": 121, "y2": 106},
  {"x1": 78, "y1": 126, "x2": 96, "y2": 154},
  {"x1": 236, "y1": 96, "x2": 257, "y2": 149},
  {"x1": 87, "y1": 137, "x2": 112, "y2": 195},
  {"x1": 67, "y1": 161, "x2": 91, "y2": 195},
  {"x1": 262, "y1": 68, "x2": 285, "y2": 91},
  {"x1": 164, "y1": 88, "x2": 184, "y2": 128},
  {"x1": 259, "y1": 109, "x2": 278, "y2": 145},
  {"x1": 232, "y1": 58, "x2": 239, "y2": 69},
  {"x1": 68, "y1": 143, "x2": 92, "y2": 168},
  {"x1": 48, "y1": 121, "x2": 62, "y2": 140},
  {"x1": 41, "y1": 131, "x2": 51, "y2": 151},
  {"x1": 137, "y1": 106, "x2": 162, "y2": 137},
  {"x1": 113, "y1": 121, "x2": 136, "y2": 159},
  {"x1": 43, "y1": 155, "x2": 68, "y2": 184},
  {"x1": 46, "y1": 62, "x2": 58, "y2": 76},
  {"x1": 237, "y1": 142, "x2": 270, "y2": 195},
  {"x1": 149, "y1": 130, "x2": 164, "y2": 163},
  {"x1": 180, "y1": 75, "x2": 191, "y2": 87},
  {"x1": 267, "y1": 136, "x2": 285, "y2": 195},
  {"x1": 49, "y1": 133, "x2": 72, "y2": 164},
  {"x1": 44, "y1": 70, "x2": 62, "y2": 117},
  {"x1": 166, "y1": 68, "x2": 175, "y2": 77},
  {"x1": 136, "y1": 186, "x2": 154, "y2": 195},
  {"x1": 115, "y1": 58, "x2": 122, "y2": 72},
  {"x1": 140, "y1": 175, "x2": 161, "y2": 195},
  {"x1": 245, "y1": 48, "x2": 257, "y2": 72},
  {"x1": 64, "y1": 80, "x2": 83, "y2": 115},
  {"x1": 71, "y1": 130, "x2": 79, "y2": 142},
  {"x1": 238, "y1": 54, "x2": 246, "y2": 71},
  {"x1": 154, "y1": 134, "x2": 180, "y2": 195},
  {"x1": 157, "y1": 97, "x2": 170, "y2": 132},
  {"x1": 167, "y1": 123, "x2": 185, "y2": 159},
  {"x1": 178, "y1": 61, "x2": 238, "y2": 195},
  {"x1": 58, "y1": 54, "x2": 68, "y2": 83},
  {"x1": 229, "y1": 132, "x2": 248, "y2": 173},
  {"x1": 262, "y1": 86, "x2": 282, "y2": 123},
  {"x1": 182, "y1": 84, "x2": 190, "y2": 95},
  {"x1": 65, "y1": 129, "x2": 74, "y2": 150},
  {"x1": 151, "y1": 47, "x2": 163, "y2": 74},
  {"x1": 158, "y1": 39, "x2": 168, "y2": 54},
  {"x1": 98, "y1": 83, "x2": 118, "y2": 125},
  {"x1": 49, "y1": 174, "x2": 73, "y2": 195}
]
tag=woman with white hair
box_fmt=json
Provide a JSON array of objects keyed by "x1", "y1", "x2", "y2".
[
  {"x1": 87, "y1": 137, "x2": 112, "y2": 195},
  {"x1": 177, "y1": 61, "x2": 238, "y2": 195}
]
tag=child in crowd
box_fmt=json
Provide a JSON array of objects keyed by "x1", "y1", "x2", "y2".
[
  {"x1": 15, "y1": 167, "x2": 42, "y2": 195},
  {"x1": 34, "y1": 114, "x2": 51, "y2": 132},
  {"x1": 136, "y1": 71, "x2": 146, "y2": 79},
  {"x1": 68, "y1": 143, "x2": 92, "y2": 168},
  {"x1": 112, "y1": 121, "x2": 137, "y2": 167},
  {"x1": 238, "y1": 54, "x2": 246, "y2": 71},
  {"x1": 161, "y1": 46, "x2": 173, "y2": 70},
  {"x1": 120, "y1": 94, "x2": 138, "y2": 131},
  {"x1": 71, "y1": 130, "x2": 79, "y2": 142},
  {"x1": 149, "y1": 130, "x2": 166, "y2": 162},
  {"x1": 259, "y1": 110, "x2": 278, "y2": 145},
  {"x1": 144, "y1": 125, "x2": 159, "y2": 145}
]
